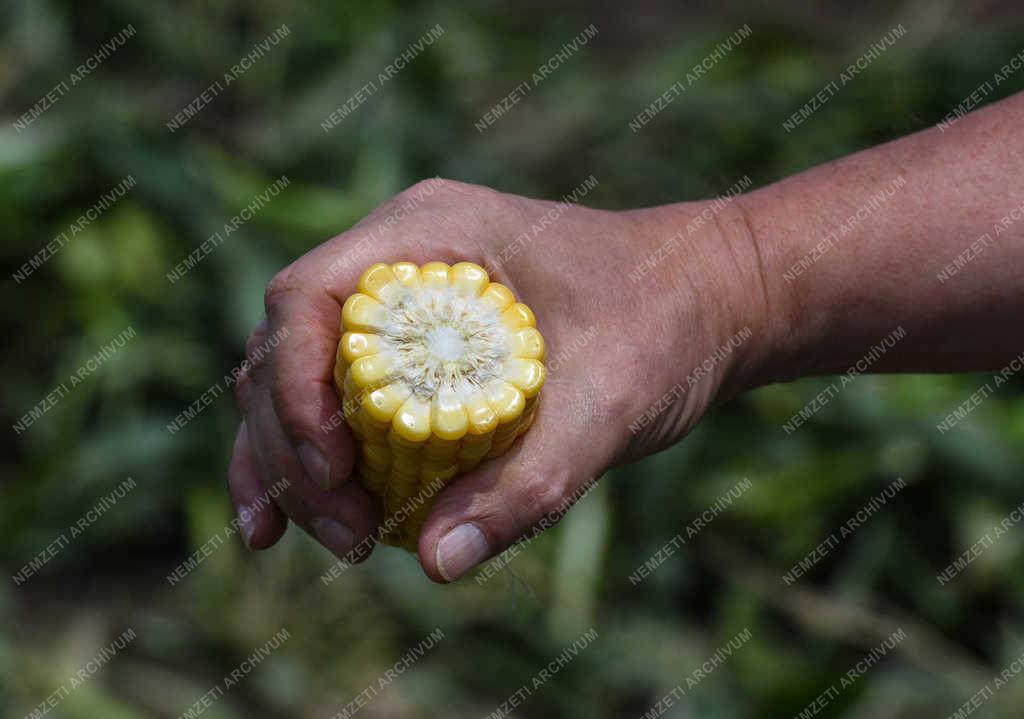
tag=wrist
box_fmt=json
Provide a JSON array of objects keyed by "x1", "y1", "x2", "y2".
[
  {"x1": 729, "y1": 187, "x2": 817, "y2": 388},
  {"x1": 732, "y1": 180, "x2": 884, "y2": 385},
  {"x1": 625, "y1": 193, "x2": 801, "y2": 403}
]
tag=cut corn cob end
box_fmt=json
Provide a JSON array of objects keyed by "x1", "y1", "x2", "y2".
[{"x1": 335, "y1": 261, "x2": 545, "y2": 551}]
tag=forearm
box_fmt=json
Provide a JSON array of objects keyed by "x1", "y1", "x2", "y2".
[{"x1": 740, "y1": 90, "x2": 1024, "y2": 383}]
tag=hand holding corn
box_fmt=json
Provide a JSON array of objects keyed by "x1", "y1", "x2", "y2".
[
  {"x1": 229, "y1": 93, "x2": 1024, "y2": 581},
  {"x1": 228, "y1": 178, "x2": 764, "y2": 582}
]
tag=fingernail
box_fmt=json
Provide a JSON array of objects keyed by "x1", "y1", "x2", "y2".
[
  {"x1": 298, "y1": 443, "x2": 332, "y2": 490},
  {"x1": 436, "y1": 523, "x2": 489, "y2": 582},
  {"x1": 237, "y1": 506, "x2": 255, "y2": 549},
  {"x1": 312, "y1": 517, "x2": 354, "y2": 560}
]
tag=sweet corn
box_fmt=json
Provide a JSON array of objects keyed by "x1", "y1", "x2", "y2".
[{"x1": 335, "y1": 261, "x2": 545, "y2": 550}]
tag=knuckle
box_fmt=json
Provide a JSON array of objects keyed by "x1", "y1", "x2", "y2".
[
  {"x1": 243, "y1": 327, "x2": 273, "y2": 376},
  {"x1": 515, "y1": 466, "x2": 576, "y2": 528},
  {"x1": 397, "y1": 177, "x2": 498, "y2": 208},
  {"x1": 234, "y1": 368, "x2": 253, "y2": 409},
  {"x1": 267, "y1": 380, "x2": 297, "y2": 424},
  {"x1": 263, "y1": 264, "x2": 301, "y2": 313},
  {"x1": 244, "y1": 325, "x2": 268, "y2": 359},
  {"x1": 404, "y1": 176, "x2": 450, "y2": 198},
  {"x1": 263, "y1": 279, "x2": 287, "y2": 312}
]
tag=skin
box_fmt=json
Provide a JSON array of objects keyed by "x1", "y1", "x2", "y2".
[{"x1": 229, "y1": 90, "x2": 1024, "y2": 583}]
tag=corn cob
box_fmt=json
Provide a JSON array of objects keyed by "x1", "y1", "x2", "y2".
[{"x1": 334, "y1": 261, "x2": 545, "y2": 550}]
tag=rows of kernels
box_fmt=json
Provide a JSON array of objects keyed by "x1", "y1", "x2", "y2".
[{"x1": 336, "y1": 261, "x2": 545, "y2": 549}]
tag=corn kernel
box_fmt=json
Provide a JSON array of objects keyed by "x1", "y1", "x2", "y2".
[
  {"x1": 451, "y1": 262, "x2": 489, "y2": 296},
  {"x1": 501, "y1": 302, "x2": 536, "y2": 331},
  {"x1": 342, "y1": 293, "x2": 389, "y2": 332},
  {"x1": 419, "y1": 261, "x2": 451, "y2": 289},
  {"x1": 340, "y1": 332, "x2": 384, "y2": 365},
  {"x1": 357, "y1": 263, "x2": 406, "y2": 306},
  {"x1": 479, "y1": 282, "x2": 515, "y2": 313},
  {"x1": 391, "y1": 262, "x2": 422, "y2": 288}
]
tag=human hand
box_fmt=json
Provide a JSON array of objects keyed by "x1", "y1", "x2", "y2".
[{"x1": 227, "y1": 178, "x2": 780, "y2": 581}]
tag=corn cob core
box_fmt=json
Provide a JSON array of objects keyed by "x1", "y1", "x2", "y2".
[{"x1": 334, "y1": 261, "x2": 546, "y2": 550}]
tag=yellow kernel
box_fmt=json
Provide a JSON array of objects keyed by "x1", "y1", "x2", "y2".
[
  {"x1": 484, "y1": 380, "x2": 526, "y2": 423},
  {"x1": 501, "y1": 302, "x2": 536, "y2": 331},
  {"x1": 340, "y1": 332, "x2": 383, "y2": 365},
  {"x1": 479, "y1": 282, "x2": 515, "y2": 313},
  {"x1": 451, "y1": 262, "x2": 490, "y2": 296},
  {"x1": 391, "y1": 262, "x2": 422, "y2": 288},
  {"x1": 362, "y1": 383, "x2": 412, "y2": 423},
  {"x1": 508, "y1": 327, "x2": 545, "y2": 360},
  {"x1": 420, "y1": 261, "x2": 451, "y2": 289},
  {"x1": 357, "y1": 263, "x2": 406, "y2": 306},
  {"x1": 392, "y1": 395, "x2": 432, "y2": 442},
  {"x1": 502, "y1": 358, "x2": 546, "y2": 398},
  {"x1": 430, "y1": 387, "x2": 469, "y2": 440},
  {"x1": 463, "y1": 389, "x2": 499, "y2": 435},
  {"x1": 350, "y1": 354, "x2": 393, "y2": 389},
  {"x1": 342, "y1": 293, "x2": 389, "y2": 332}
]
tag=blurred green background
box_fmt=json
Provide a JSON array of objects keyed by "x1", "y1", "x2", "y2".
[{"x1": 4, "y1": 1, "x2": 1024, "y2": 717}]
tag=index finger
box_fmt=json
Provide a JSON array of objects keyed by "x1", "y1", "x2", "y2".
[{"x1": 259, "y1": 275, "x2": 356, "y2": 490}]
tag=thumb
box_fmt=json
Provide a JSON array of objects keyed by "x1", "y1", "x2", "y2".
[{"x1": 416, "y1": 398, "x2": 609, "y2": 583}]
